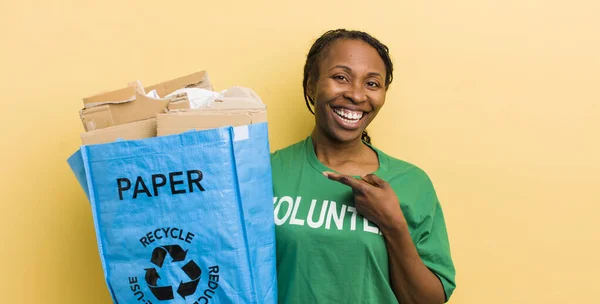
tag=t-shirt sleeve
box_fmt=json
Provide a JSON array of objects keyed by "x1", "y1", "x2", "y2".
[{"x1": 412, "y1": 173, "x2": 457, "y2": 301}]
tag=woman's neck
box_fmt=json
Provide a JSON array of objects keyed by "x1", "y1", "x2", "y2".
[{"x1": 311, "y1": 128, "x2": 377, "y2": 174}]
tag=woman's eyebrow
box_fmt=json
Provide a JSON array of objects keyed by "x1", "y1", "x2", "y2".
[
  {"x1": 329, "y1": 65, "x2": 383, "y2": 78},
  {"x1": 329, "y1": 65, "x2": 352, "y2": 72},
  {"x1": 367, "y1": 72, "x2": 383, "y2": 79}
]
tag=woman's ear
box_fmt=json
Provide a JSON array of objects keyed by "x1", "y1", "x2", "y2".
[{"x1": 306, "y1": 77, "x2": 316, "y2": 103}]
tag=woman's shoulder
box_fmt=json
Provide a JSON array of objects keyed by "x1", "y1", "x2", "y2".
[
  {"x1": 374, "y1": 146, "x2": 435, "y2": 186},
  {"x1": 375, "y1": 148, "x2": 442, "y2": 216},
  {"x1": 270, "y1": 137, "x2": 309, "y2": 168}
]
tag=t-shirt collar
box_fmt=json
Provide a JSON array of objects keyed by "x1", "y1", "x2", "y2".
[{"x1": 305, "y1": 136, "x2": 389, "y2": 179}]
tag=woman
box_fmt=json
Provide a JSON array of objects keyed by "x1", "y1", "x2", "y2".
[{"x1": 270, "y1": 29, "x2": 456, "y2": 304}]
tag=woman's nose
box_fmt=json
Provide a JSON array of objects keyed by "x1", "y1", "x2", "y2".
[{"x1": 343, "y1": 82, "x2": 367, "y2": 104}]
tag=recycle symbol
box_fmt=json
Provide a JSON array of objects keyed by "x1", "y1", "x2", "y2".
[{"x1": 144, "y1": 245, "x2": 202, "y2": 301}]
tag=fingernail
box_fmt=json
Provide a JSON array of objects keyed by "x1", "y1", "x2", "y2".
[{"x1": 322, "y1": 171, "x2": 331, "y2": 177}]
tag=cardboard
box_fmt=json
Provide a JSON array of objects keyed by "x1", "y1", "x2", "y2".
[
  {"x1": 80, "y1": 92, "x2": 188, "y2": 131},
  {"x1": 162, "y1": 85, "x2": 266, "y2": 111},
  {"x1": 212, "y1": 86, "x2": 265, "y2": 109},
  {"x1": 210, "y1": 99, "x2": 266, "y2": 110},
  {"x1": 82, "y1": 85, "x2": 137, "y2": 107},
  {"x1": 79, "y1": 71, "x2": 211, "y2": 131},
  {"x1": 77, "y1": 71, "x2": 268, "y2": 144},
  {"x1": 156, "y1": 85, "x2": 267, "y2": 136},
  {"x1": 167, "y1": 99, "x2": 192, "y2": 111},
  {"x1": 156, "y1": 109, "x2": 267, "y2": 136},
  {"x1": 163, "y1": 98, "x2": 266, "y2": 111},
  {"x1": 80, "y1": 118, "x2": 157, "y2": 145},
  {"x1": 144, "y1": 70, "x2": 213, "y2": 98}
]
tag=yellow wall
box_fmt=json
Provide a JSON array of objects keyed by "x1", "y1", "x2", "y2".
[{"x1": 1, "y1": 1, "x2": 598, "y2": 303}]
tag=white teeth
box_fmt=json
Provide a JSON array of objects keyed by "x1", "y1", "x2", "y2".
[
  {"x1": 339, "y1": 116, "x2": 356, "y2": 124},
  {"x1": 333, "y1": 108, "x2": 363, "y2": 121}
]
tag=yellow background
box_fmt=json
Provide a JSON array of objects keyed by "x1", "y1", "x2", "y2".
[{"x1": 1, "y1": 1, "x2": 598, "y2": 303}]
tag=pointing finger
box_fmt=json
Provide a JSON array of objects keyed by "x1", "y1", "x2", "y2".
[
  {"x1": 323, "y1": 171, "x2": 368, "y2": 193},
  {"x1": 361, "y1": 173, "x2": 387, "y2": 188}
]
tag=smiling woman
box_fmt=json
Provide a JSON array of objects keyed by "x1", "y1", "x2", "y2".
[
  {"x1": 270, "y1": 29, "x2": 456, "y2": 304},
  {"x1": 309, "y1": 39, "x2": 386, "y2": 147},
  {"x1": 303, "y1": 30, "x2": 394, "y2": 146}
]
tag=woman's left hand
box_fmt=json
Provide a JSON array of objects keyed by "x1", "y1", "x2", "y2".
[{"x1": 323, "y1": 171, "x2": 406, "y2": 234}]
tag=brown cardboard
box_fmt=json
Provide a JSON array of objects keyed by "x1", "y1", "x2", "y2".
[
  {"x1": 163, "y1": 98, "x2": 266, "y2": 111},
  {"x1": 210, "y1": 99, "x2": 266, "y2": 110},
  {"x1": 162, "y1": 85, "x2": 266, "y2": 111},
  {"x1": 80, "y1": 118, "x2": 157, "y2": 145},
  {"x1": 82, "y1": 80, "x2": 145, "y2": 107},
  {"x1": 211, "y1": 86, "x2": 265, "y2": 109},
  {"x1": 82, "y1": 86, "x2": 137, "y2": 107},
  {"x1": 144, "y1": 71, "x2": 213, "y2": 98},
  {"x1": 156, "y1": 109, "x2": 267, "y2": 136},
  {"x1": 167, "y1": 99, "x2": 192, "y2": 111},
  {"x1": 80, "y1": 92, "x2": 188, "y2": 131}
]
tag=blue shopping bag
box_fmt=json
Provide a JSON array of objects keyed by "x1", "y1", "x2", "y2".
[{"x1": 67, "y1": 123, "x2": 277, "y2": 304}]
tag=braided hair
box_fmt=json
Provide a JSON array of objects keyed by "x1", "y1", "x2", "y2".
[{"x1": 302, "y1": 29, "x2": 394, "y2": 144}]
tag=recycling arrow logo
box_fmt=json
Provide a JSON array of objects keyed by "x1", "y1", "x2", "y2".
[{"x1": 144, "y1": 245, "x2": 202, "y2": 301}]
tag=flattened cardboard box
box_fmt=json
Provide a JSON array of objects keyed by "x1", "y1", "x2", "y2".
[
  {"x1": 82, "y1": 84, "x2": 140, "y2": 106},
  {"x1": 156, "y1": 109, "x2": 267, "y2": 136},
  {"x1": 144, "y1": 70, "x2": 212, "y2": 97},
  {"x1": 80, "y1": 87, "x2": 188, "y2": 132},
  {"x1": 80, "y1": 118, "x2": 157, "y2": 145},
  {"x1": 80, "y1": 70, "x2": 210, "y2": 132},
  {"x1": 164, "y1": 98, "x2": 266, "y2": 112}
]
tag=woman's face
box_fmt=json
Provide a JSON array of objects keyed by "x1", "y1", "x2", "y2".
[{"x1": 309, "y1": 39, "x2": 387, "y2": 143}]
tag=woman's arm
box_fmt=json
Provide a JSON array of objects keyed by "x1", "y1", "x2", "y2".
[
  {"x1": 380, "y1": 218, "x2": 445, "y2": 304},
  {"x1": 324, "y1": 172, "x2": 447, "y2": 304}
]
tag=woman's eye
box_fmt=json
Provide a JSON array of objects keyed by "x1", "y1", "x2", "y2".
[
  {"x1": 367, "y1": 82, "x2": 380, "y2": 88},
  {"x1": 334, "y1": 75, "x2": 348, "y2": 81}
]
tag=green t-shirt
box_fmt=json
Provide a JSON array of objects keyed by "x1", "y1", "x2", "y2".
[{"x1": 270, "y1": 137, "x2": 456, "y2": 303}]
